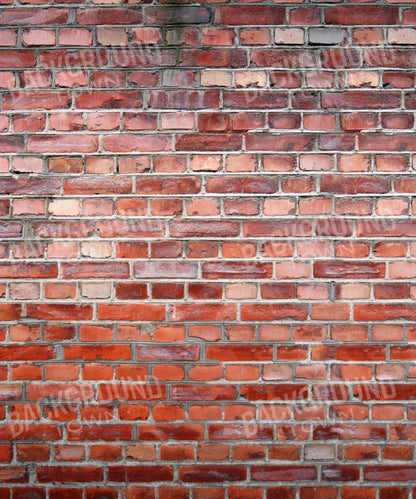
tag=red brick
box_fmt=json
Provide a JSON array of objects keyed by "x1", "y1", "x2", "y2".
[
  {"x1": 180, "y1": 466, "x2": 246, "y2": 482},
  {"x1": 216, "y1": 7, "x2": 285, "y2": 25},
  {"x1": 36, "y1": 466, "x2": 102, "y2": 483},
  {"x1": 77, "y1": 8, "x2": 142, "y2": 25},
  {"x1": 364, "y1": 465, "x2": 416, "y2": 481},
  {"x1": 326, "y1": 6, "x2": 398, "y2": 25},
  {"x1": 252, "y1": 466, "x2": 316, "y2": 481}
]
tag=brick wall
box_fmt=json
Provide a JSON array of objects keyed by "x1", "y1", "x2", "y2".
[{"x1": 1, "y1": 1, "x2": 416, "y2": 497}]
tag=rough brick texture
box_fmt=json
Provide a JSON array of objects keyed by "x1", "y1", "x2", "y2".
[{"x1": 1, "y1": 0, "x2": 416, "y2": 496}]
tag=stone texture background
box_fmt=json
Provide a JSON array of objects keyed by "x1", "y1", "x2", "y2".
[{"x1": 1, "y1": 1, "x2": 416, "y2": 497}]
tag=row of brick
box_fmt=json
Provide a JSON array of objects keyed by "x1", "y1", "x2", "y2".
[
  {"x1": 2, "y1": 240, "x2": 414, "y2": 258},
  {"x1": 1, "y1": 6, "x2": 416, "y2": 26},
  {"x1": 1, "y1": 441, "x2": 416, "y2": 461},
  {"x1": 1, "y1": 155, "x2": 415, "y2": 174},
  {"x1": 1, "y1": 362, "x2": 415, "y2": 382},
  {"x1": 2, "y1": 322, "x2": 414, "y2": 342},
  {"x1": 0, "y1": 485, "x2": 413, "y2": 499},
  {"x1": 4, "y1": 90, "x2": 416, "y2": 108},
  {"x1": 3, "y1": 381, "x2": 416, "y2": 400},
  {"x1": 3, "y1": 174, "x2": 416, "y2": 193},
  {"x1": 1, "y1": 421, "x2": 416, "y2": 439},
  {"x1": 4, "y1": 218, "x2": 416, "y2": 238},
  {"x1": 3, "y1": 282, "x2": 416, "y2": 302},
  {"x1": 1, "y1": 463, "x2": 416, "y2": 482},
  {"x1": 7, "y1": 26, "x2": 416, "y2": 47},
  {"x1": 0, "y1": 341, "x2": 416, "y2": 359},
  {"x1": 1, "y1": 70, "x2": 414, "y2": 89},
  {"x1": 6, "y1": 133, "x2": 416, "y2": 153},
  {"x1": 1, "y1": 111, "x2": 416, "y2": 135},
  {"x1": 0, "y1": 354, "x2": 414, "y2": 376},
  {"x1": 0, "y1": 260, "x2": 414, "y2": 278},
  {"x1": 4, "y1": 302, "x2": 416, "y2": 321},
  {"x1": 5, "y1": 197, "x2": 416, "y2": 219},
  {"x1": 0, "y1": 154, "x2": 414, "y2": 175},
  {"x1": 2, "y1": 403, "x2": 416, "y2": 423},
  {"x1": 7, "y1": 48, "x2": 416, "y2": 68}
]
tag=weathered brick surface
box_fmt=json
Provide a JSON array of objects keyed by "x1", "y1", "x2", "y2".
[{"x1": 0, "y1": 0, "x2": 415, "y2": 496}]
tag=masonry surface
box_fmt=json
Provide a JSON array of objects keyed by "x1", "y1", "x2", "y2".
[{"x1": 1, "y1": 0, "x2": 416, "y2": 497}]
